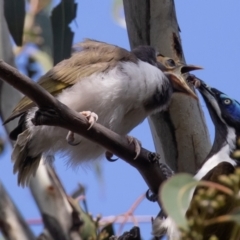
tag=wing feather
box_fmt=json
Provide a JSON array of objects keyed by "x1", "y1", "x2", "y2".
[{"x1": 4, "y1": 39, "x2": 137, "y2": 124}]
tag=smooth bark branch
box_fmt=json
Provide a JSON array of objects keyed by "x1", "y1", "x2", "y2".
[
  {"x1": 30, "y1": 162, "x2": 83, "y2": 240},
  {"x1": 123, "y1": 0, "x2": 211, "y2": 173},
  {"x1": 0, "y1": 60, "x2": 167, "y2": 196}
]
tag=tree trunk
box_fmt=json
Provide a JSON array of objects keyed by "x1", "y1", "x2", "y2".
[{"x1": 123, "y1": 0, "x2": 211, "y2": 173}]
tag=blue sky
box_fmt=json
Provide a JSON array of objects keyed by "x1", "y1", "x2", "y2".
[{"x1": 1, "y1": 1, "x2": 240, "y2": 239}]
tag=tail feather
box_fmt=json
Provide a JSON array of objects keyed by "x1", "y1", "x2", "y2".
[{"x1": 12, "y1": 129, "x2": 41, "y2": 187}]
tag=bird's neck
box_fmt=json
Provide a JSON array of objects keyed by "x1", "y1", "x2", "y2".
[
  {"x1": 195, "y1": 124, "x2": 238, "y2": 181},
  {"x1": 207, "y1": 118, "x2": 238, "y2": 160},
  {"x1": 143, "y1": 76, "x2": 172, "y2": 113}
]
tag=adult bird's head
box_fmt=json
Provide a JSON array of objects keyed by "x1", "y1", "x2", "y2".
[
  {"x1": 186, "y1": 78, "x2": 240, "y2": 240},
  {"x1": 193, "y1": 77, "x2": 240, "y2": 179},
  {"x1": 197, "y1": 79, "x2": 240, "y2": 134}
]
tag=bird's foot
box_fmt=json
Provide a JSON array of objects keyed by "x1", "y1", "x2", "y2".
[
  {"x1": 186, "y1": 74, "x2": 201, "y2": 88},
  {"x1": 146, "y1": 189, "x2": 158, "y2": 202},
  {"x1": 147, "y1": 152, "x2": 174, "y2": 179},
  {"x1": 148, "y1": 152, "x2": 161, "y2": 164},
  {"x1": 146, "y1": 153, "x2": 174, "y2": 202},
  {"x1": 81, "y1": 111, "x2": 98, "y2": 130},
  {"x1": 66, "y1": 111, "x2": 98, "y2": 146},
  {"x1": 126, "y1": 135, "x2": 142, "y2": 160},
  {"x1": 66, "y1": 131, "x2": 81, "y2": 146},
  {"x1": 105, "y1": 151, "x2": 118, "y2": 162},
  {"x1": 159, "y1": 162, "x2": 174, "y2": 179}
]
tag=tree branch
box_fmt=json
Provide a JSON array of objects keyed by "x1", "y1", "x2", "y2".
[
  {"x1": 30, "y1": 162, "x2": 83, "y2": 240},
  {"x1": 0, "y1": 181, "x2": 35, "y2": 240},
  {"x1": 0, "y1": 60, "x2": 168, "y2": 199}
]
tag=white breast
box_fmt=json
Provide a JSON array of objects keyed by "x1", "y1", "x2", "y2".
[
  {"x1": 26, "y1": 59, "x2": 168, "y2": 165},
  {"x1": 56, "y1": 59, "x2": 167, "y2": 134}
]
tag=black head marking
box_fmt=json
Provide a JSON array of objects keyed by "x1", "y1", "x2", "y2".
[
  {"x1": 132, "y1": 46, "x2": 157, "y2": 66},
  {"x1": 144, "y1": 81, "x2": 172, "y2": 112}
]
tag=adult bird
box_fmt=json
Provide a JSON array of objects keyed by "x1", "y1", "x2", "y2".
[
  {"x1": 5, "y1": 39, "x2": 199, "y2": 187},
  {"x1": 155, "y1": 79, "x2": 240, "y2": 240}
]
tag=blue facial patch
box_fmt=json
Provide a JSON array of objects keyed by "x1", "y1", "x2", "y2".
[{"x1": 219, "y1": 94, "x2": 240, "y2": 121}]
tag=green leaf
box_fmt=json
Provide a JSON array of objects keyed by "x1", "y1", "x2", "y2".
[
  {"x1": 160, "y1": 173, "x2": 198, "y2": 230},
  {"x1": 50, "y1": 0, "x2": 77, "y2": 65},
  {"x1": 4, "y1": 0, "x2": 25, "y2": 46}
]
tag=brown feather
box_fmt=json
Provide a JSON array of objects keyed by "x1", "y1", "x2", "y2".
[{"x1": 4, "y1": 39, "x2": 137, "y2": 124}]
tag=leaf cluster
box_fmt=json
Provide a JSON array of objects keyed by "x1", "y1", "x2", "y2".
[{"x1": 160, "y1": 138, "x2": 240, "y2": 240}]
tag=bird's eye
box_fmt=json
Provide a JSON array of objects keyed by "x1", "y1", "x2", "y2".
[
  {"x1": 223, "y1": 99, "x2": 232, "y2": 105},
  {"x1": 166, "y1": 59, "x2": 176, "y2": 67}
]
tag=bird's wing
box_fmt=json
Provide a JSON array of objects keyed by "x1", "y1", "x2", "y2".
[{"x1": 5, "y1": 39, "x2": 137, "y2": 124}]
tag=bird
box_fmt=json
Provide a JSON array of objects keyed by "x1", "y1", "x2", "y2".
[
  {"x1": 5, "y1": 39, "x2": 200, "y2": 187},
  {"x1": 155, "y1": 78, "x2": 240, "y2": 240}
]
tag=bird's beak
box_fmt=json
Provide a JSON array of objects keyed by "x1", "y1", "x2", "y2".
[
  {"x1": 175, "y1": 64, "x2": 203, "y2": 75},
  {"x1": 166, "y1": 73, "x2": 198, "y2": 100}
]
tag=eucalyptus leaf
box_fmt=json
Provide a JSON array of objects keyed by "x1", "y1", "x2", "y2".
[
  {"x1": 160, "y1": 173, "x2": 198, "y2": 230},
  {"x1": 3, "y1": 0, "x2": 25, "y2": 46},
  {"x1": 50, "y1": 0, "x2": 77, "y2": 65}
]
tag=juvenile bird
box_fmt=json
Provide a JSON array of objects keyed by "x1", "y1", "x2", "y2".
[
  {"x1": 5, "y1": 39, "x2": 199, "y2": 187},
  {"x1": 156, "y1": 79, "x2": 240, "y2": 240}
]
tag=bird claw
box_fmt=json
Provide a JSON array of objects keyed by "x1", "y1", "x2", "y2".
[
  {"x1": 126, "y1": 135, "x2": 142, "y2": 160},
  {"x1": 66, "y1": 111, "x2": 98, "y2": 146},
  {"x1": 66, "y1": 131, "x2": 81, "y2": 146},
  {"x1": 159, "y1": 162, "x2": 174, "y2": 179},
  {"x1": 146, "y1": 189, "x2": 158, "y2": 202},
  {"x1": 81, "y1": 111, "x2": 98, "y2": 130},
  {"x1": 148, "y1": 152, "x2": 161, "y2": 163},
  {"x1": 105, "y1": 151, "x2": 118, "y2": 162},
  {"x1": 186, "y1": 74, "x2": 201, "y2": 88}
]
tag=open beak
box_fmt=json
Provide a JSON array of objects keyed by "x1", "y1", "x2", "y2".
[
  {"x1": 166, "y1": 73, "x2": 198, "y2": 100},
  {"x1": 180, "y1": 65, "x2": 203, "y2": 74},
  {"x1": 174, "y1": 64, "x2": 203, "y2": 75}
]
